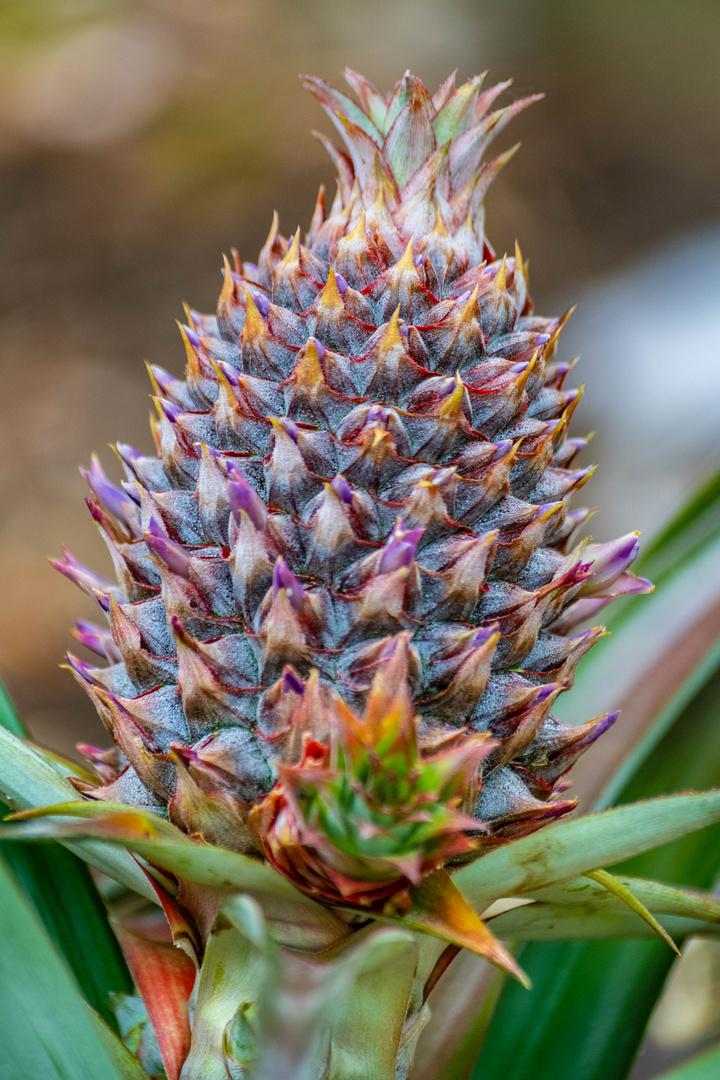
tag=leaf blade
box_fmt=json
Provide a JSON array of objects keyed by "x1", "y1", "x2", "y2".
[
  {"x1": 456, "y1": 790, "x2": 720, "y2": 910},
  {"x1": 0, "y1": 725, "x2": 156, "y2": 901},
  {"x1": 655, "y1": 1042, "x2": 720, "y2": 1080},
  {"x1": 0, "y1": 676, "x2": 133, "y2": 1023},
  {"x1": 0, "y1": 854, "x2": 132, "y2": 1080},
  {"x1": 2, "y1": 802, "x2": 351, "y2": 950},
  {"x1": 585, "y1": 868, "x2": 679, "y2": 953}
]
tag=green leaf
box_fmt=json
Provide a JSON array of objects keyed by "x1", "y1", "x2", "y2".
[
  {"x1": 0, "y1": 854, "x2": 137, "y2": 1080},
  {"x1": 406, "y1": 869, "x2": 529, "y2": 985},
  {"x1": 2, "y1": 801, "x2": 351, "y2": 951},
  {"x1": 84, "y1": 1008, "x2": 153, "y2": 1080},
  {"x1": 183, "y1": 896, "x2": 270, "y2": 1080},
  {"x1": 471, "y1": 662, "x2": 720, "y2": 1080},
  {"x1": 526, "y1": 874, "x2": 720, "y2": 924},
  {"x1": 0, "y1": 725, "x2": 156, "y2": 901},
  {"x1": 190, "y1": 896, "x2": 419, "y2": 1080},
  {"x1": 252, "y1": 922, "x2": 418, "y2": 1080},
  {"x1": 0, "y1": 675, "x2": 28, "y2": 738},
  {"x1": 486, "y1": 904, "x2": 720, "y2": 942},
  {"x1": 655, "y1": 1042, "x2": 720, "y2": 1080},
  {"x1": 0, "y1": 676, "x2": 132, "y2": 1024},
  {"x1": 584, "y1": 869, "x2": 679, "y2": 952},
  {"x1": 456, "y1": 789, "x2": 720, "y2": 910},
  {"x1": 432, "y1": 74, "x2": 485, "y2": 143},
  {"x1": 3, "y1": 840, "x2": 133, "y2": 1026}
]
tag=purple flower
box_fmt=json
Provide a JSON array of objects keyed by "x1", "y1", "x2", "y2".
[
  {"x1": 73, "y1": 620, "x2": 121, "y2": 662},
  {"x1": 253, "y1": 291, "x2": 271, "y2": 316},
  {"x1": 330, "y1": 475, "x2": 354, "y2": 505},
  {"x1": 379, "y1": 522, "x2": 424, "y2": 575},
  {"x1": 80, "y1": 455, "x2": 140, "y2": 533},
  {"x1": 227, "y1": 470, "x2": 268, "y2": 532},
  {"x1": 272, "y1": 557, "x2": 306, "y2": 612},
  {"x1": 145, "y1": 516, "x2": 191, "y2": 578}
]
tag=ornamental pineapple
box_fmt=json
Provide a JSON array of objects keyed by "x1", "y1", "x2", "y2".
[{"x1": 53, "y1": 69, "x2": 651, "y2": 909}]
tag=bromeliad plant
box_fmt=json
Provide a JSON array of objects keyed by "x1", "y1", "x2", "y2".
[{"x1": 2, "y1": 68, "x2": 720, "y2": 1080}]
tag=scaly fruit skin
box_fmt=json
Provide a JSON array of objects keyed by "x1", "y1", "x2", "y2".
[{"x1": 53, "y1": 70, "x2": 651, "y2": 904}]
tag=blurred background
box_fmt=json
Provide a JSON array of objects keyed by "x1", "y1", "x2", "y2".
[{"x1": 0, "y1": 2, "x2": 719, "y2": 1072}]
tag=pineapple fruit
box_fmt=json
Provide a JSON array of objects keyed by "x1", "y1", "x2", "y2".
[
  {"x1": 53, "y1": 69, "x2": 650, "y2": 909},
  {"x1": 9, "y1": 68, "x2": 716, "y2": 1080}
]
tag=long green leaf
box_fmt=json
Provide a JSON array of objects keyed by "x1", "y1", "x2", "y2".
[
  {"x1": 456, "y1": 790, "x2": 720, "y2": 910},
  {"x1": 526, "y1": 875, "x2": 720, "y2": 923},
  {"x1": 0, "y1": 724, "x2": 156, "y2": 901},
  {"x1": 472, "y1": 663, "x2": 720, "y2": 1080},
  {"x1": 0, "y1": 676, "x2": 27, "y2": 738},
  {"x1": 0, "y1": 677, "x2": 132, "y2": 1023},
  {"x1": 3, "y1": 841, "x2": 133, "y2": 1025},
  {"x1": 585, "y1": 869, "x2": 679, "y2": 952},
  {"x1": 0, "y1": 854, "x2": 135, "y2": 1079},
  {"x1": 84, "y1": 1008, "x2": 153, "y2": 1080},
  {"x1": 486, "y1": 905, "x2": 720, "y2": 942},
  {"x1": 2, "y1": 801, "x2": 351, "y2": 950},
  {"x1": 655, "y1": 1042, "x2": 720, "y2": 1080}
]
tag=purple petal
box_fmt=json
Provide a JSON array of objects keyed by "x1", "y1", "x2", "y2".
[
  {"x1": 309, "y1": 336, "x2": 325, "y2": 361},
  {"x1": 278, "y1": 417, "x2": 299, "y2": 443},
  {"x1": 227, "y1": 472, "x2": 268, "y2": 532},
  {"x1": 66, "y1": 654, "x2": 97, "y2": 684},
  {"x1": 492, "y1": 439, "x2": 514, "y2": 461},
  {"x1": 282, "y1": 669, "x2": 305, "y2": 696},
  {"x1": 575, "y1": 710, "x2": 620, "y2": 750},
  {"x1": 581, "y1": 533, "x2": 642, "y2": 597},
  {"x1": 272, "y1": 557, "x2": 306, "y2": 611},
  {"x1": 80, "y1": 456, "x2": 139, "y2": 529},
  {"x1": 437, "y1": 377, "x2": 457, "y2": 398},
  {"x1": 378, "y1": 522, "x2": 424, "y2": 575},
  {"x1": 159, "y1": 399, "x2": 182, "y2": 424},
  {"x1": 216, "y1": 360, "x2": 240, "y2": 386},
  {"x1": 145, "y1": 517, "x2": 191, "y2": 578},
  {"x1": 366, "y1": 405, "x2": 387, "y2": 426},
  {"x1": 430, "y1": 467, "x2": 456, "y2": 488},
  {"x1": 51, "y1": 551, "x2": 114, "y2": 596},
  {"x1": 330, "y1": 475, "x2": 353, "y2": 505},
  {"x1": 116, "y1": 443, "x2": 143, "y2": 467},
  {"x1": 73, "y1": 620, "x2": 121, "y2": 663},
  {"x1": 472, "y1": 623, "x2": 499, "y2": 648}
]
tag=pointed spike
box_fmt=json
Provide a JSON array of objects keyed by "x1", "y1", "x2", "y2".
[{"x1": 319, "y1": 265, "x2": 345, "y2": 310}]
